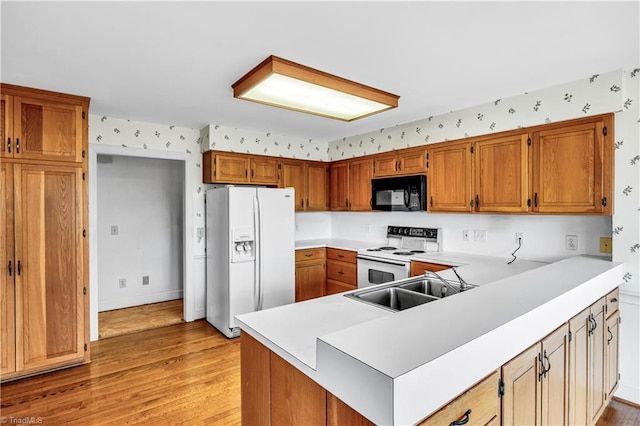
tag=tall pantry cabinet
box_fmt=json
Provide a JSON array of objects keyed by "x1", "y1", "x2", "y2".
[{"x1": 1, "y1": 84, "x2": 90, "y2": 381}]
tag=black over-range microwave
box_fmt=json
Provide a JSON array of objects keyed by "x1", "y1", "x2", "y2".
[{"x1": 371, "y1": 175, "x2": 427, "y2": 212}]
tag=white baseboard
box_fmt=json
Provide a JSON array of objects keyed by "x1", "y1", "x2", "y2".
[
  {"x1": 99, "y1": 290, "x2": 184, "y2": 312},
  {"x1": 615, "y1": 383, "x2": 640, "y2": 406}
]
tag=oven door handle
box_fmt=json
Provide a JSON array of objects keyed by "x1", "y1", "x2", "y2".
[{"x1": 356, "y1": 255, "x2": 408, "y2": 267}]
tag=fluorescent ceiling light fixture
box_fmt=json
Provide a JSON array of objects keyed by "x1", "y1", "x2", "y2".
[{"x1": 232, "y1": 56, "x2": 399, "y2": 121}]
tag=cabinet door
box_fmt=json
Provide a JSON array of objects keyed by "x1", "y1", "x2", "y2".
[
  {"x1": 250, "y1": 157, "x2": 279, "y2": 185},
  {"x1": 14, "y1": 164, "x2": 85, "y2": 371},
  {"x1": 532, "y1": 120, "x2": 606, "y2": 214},
  {"x1": 330, "y1": 162, "x2": 349, "y2": 211},
  {"x1": 1, "y1": 94, "x2": 13, "y2": 159},
  {"x1": 541, "y1": 324, "x2": 568, "y2": 426},
  {"x1": 325, "y1": 279, "x2": 356, "y2": 295},
  {"x1": 588, "y1": 299, "x2": 606, "y2": 424},
  {"x1": 502, "y1": 343, "x2": 541, "y2": 426},
  {"x1": 398, "y1": 149, "x2": 427, "y2": 174},
  {"x1": 474, "y1": 134, "x2": 529, "y2": 213},
  {"x1": 373, "y1": 155, "x2": 398, "y2": 177},
  {"x1": 327, "y1": 392, "x2": 375, "y2": 426},
  {"x1": 349, "y1": 158, "x2": 373, "y2": 211},
  {"x1": 604, "y1": 311, "x2": 619, "y2": 400},
  {"x1": 1, "y1": 163, "x2": 15, "y2": 374},
  {"x1": 428, "y1": 142, "x2": 472, "y2": 212},
  {"x1": 307, "y1": 163, "x2": 329, "y2": 211},
  {"x1": 13, "y1": 96, "x2": 84, "y2": 162},
  {"x1": 281, "y1": 161, "x2": 306, "y2": 210},
  {"x1": 215, "y1": 153, "x2": 249, "y2": 183},
  {"x1": 295, "y1": 260, "x2": 325, "y2": 302},
  {"x1": 568, "y1": 307, "x2": 590, "y2": 426}
]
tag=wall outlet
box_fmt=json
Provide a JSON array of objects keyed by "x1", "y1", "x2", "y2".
[
  {"x1": 600, "y1": 237, "x2": 612, "y2": 253},
  {"x1": 516, "y1": 232, "x2": 525, "y2": 245},
  {"x1": 566, "y1": 235, "x2": 578, "y2": 251},
  {"x1": 119, "y1": 278, "x2": 126, "y2": 288},
  {"x1": 111, "y1": 225, "x2": 119, "y2": 236},
  {"x1": 462, "y1": 230, "x2": 470, "y2": 241},
  {"x1": 365, "y1": 224, "x2": 372, "y2": 233},
  {"x1": 142, "y1": 275, "x2": 150, "y2": 285},
  {"x1": 196, "y1": 227, "x2": 204, "y2": 238},
  {"x1": 474, "y1": 229, "x2": 487, "y2": 243}
]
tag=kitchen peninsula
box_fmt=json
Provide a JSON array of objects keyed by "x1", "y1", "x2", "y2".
[{"x1": 236, "y1": 254, "x2": 622, "y2": 425}]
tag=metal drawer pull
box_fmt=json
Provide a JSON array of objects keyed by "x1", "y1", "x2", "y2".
[
  {"x1": 610, "y1": 297, "x2": 618, "y2": 303},
  {"x1": 337, "y1": 254, "x2": 344, "y2": 258},
  {"x1": 7, "y1": 260, "x2": 11, "y2": 276},
  {"x1": 337, "y1": 271, "x2": 344, "y2": 275},
  {"x1": 450, "y1": 409, "x2": 472, "y2": 426},
  {"x1": 305, "y1": 253, "x2": 313, "y2": 257}
]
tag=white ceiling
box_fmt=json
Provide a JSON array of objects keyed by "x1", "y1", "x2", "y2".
[{"x1": 2, "y1": 1, "x2": 638, "y2": 143}]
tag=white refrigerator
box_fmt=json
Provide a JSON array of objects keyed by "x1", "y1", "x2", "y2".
[{"x1": 206, "y1": 186, "x2": 295, "y2": 338}]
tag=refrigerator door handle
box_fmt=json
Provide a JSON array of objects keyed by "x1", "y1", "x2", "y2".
[
  {"x1": 256, "y1": 193, "x2": 264, "y2": 311},
  {"x1": 253, "y1": 195, "x2": 261, "y2": 311}
]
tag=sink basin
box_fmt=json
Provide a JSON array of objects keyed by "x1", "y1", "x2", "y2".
[
  {"x1": 345, "y1": 273, "x2": 476, "y2": 312},
  {"x1": 347, "y1": 287, "x2": 439, "y2": 312},
  {"x1": 398, "y1": 279, "x2": 458, "y2": 298}
]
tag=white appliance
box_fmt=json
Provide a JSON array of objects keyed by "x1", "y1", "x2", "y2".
[
  {"x1": 206, "y1": 186, "x2": 295, "y2": 338},
  {"x1": 357, "y1": 226, "x2": 442, "y2": 288}
]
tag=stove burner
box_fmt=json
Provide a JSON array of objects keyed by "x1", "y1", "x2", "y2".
[
  {"x1": 393, "y1": 251, "x2": 414, "y2": 256},
  {"x1": 379, "y1": 246, "x2": 397, "y2": 250},
  {"x1": 410, "y1": 250, "x2": 426, "y2": 253},
  {"x1": 367, "y1": 248, "x2": 382, "y2": 252}
]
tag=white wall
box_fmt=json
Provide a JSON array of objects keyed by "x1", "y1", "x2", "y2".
[
  {"x1": 295, "y1": 212, "x2": 332, "y2": 240},
  {"x1": 97, "y1": 155, "x2": 184, "y2": 311},
  {"x1": 331, "y1": 212, "x2": 611, "y2": 263}
]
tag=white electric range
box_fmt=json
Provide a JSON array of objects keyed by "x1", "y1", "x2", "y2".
[{"x1": 356, "y1": 226, "x2": 442, "y2": 288}]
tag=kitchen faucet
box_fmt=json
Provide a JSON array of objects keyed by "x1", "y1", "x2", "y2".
[
  {"x1": 424, "y1": 270, "x2": 461, "y2": 296},
  {"x1": 451, "y1": 266, "x2": 470, "y2": 291}
]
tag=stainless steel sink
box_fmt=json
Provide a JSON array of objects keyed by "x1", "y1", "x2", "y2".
[{"x1": 345, "y1": 273, "x2": 476, "y2": 312}]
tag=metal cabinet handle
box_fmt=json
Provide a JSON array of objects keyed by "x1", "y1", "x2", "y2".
[
  {"x1": 608, "y1": 326, "x2": 613, "y2": 344},
  {"x1": 450, "y1": 409, "x2": 472, "y2": 426},
  {"x1": 7, "y1": 260, "x2": 11, "y2": 276},
  {"x1": 16, "y1": 138, "x2": 20, "y2": 154},
  {"x1": 543, "y1": 350, "x2": 551, "y2": 377},
  {"x1": 534, "y1": 192, "x2": 539, "y2": 207},
  {"x1": 251, "y1": 169, "x2": 254, "y2": 178},
  {"x1": 475, "y1": 195, "x2": 479, "y2": 209},
  {"x1": 7, "y1": 137, "x2": 10, "y2": 153},
  {"x1": 17, "y1": 260, "x2": 21, "y2": 276},
  {"x1": 538, "y1": 352, "x2": 545, "y2": 381}
]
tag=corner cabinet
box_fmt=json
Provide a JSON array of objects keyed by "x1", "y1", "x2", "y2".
[
  {"x1": 281, "y1": 160, "x2": 329, "y2": 212},
  {"x1": 0, "y1": 84, "x2": 90, "y2": 381},
  {"x1": 330, "y1": 159, "x2": 373, "y2": 212}
]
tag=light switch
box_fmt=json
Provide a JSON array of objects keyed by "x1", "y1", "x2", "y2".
[{"x1": 111, "y1": 225, "x2": 119, "y2": 236}]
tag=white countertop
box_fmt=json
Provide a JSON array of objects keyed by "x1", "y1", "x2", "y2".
[
  {"x1": 236, "y1": 255, "x2": 623, "y2": 425},
  {"x1": 295, "y1": 238, "x2": 374, "y2": 251}
]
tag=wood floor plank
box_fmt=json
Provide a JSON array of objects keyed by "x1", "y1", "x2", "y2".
[{"x1": 98, "y1": 299, "x2": 184, "y2": 339}]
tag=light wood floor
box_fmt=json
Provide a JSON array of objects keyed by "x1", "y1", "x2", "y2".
[
  {"x1": 1, "y1": 320, "x2": 240, "y2": 425},
  {"x1": 98, "y1": 299, "x2": 184, "y2": 339},
  {"x1": 1, "y1": 320, "x2": 638, "y2": 425}
]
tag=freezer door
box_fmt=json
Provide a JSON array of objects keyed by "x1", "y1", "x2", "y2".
[{"x1": 256, "y1": 188, "x2": 295, "y2": 309}]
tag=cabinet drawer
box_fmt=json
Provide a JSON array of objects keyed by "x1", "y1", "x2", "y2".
[
  {"x1": 410, "y1": 261, "x2": 451, "y2": 276},
  {"x1": 326, "y1": 260, "x2": 357, "y2": 285},
  {"x1": 295, "y1": 248, "x2": 326, "y2": 262},
  {"x1": 326, "y1": 248, "x2": 357, "y2": 263},
  {"x1": 605, "y1": 288, "x2": 619, "y2": 317},
  {"x1": 419, "y1": 370, "x2": 500, "y2": 426}
]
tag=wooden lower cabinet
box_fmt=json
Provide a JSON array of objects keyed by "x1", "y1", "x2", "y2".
[
  {"x1": 604, "y1": 310, "x2": 620, "y2": 400},
  {"x1": 419, "y1": 370, "x2": 500, "y2": 426},
  {"x1": 501, "y1": 324, "x2": 568, "y2": 426},
  {"x1": 325, "y1": 248, "x2": 357, "y2": 295},
  {"x1": 410, "y1": 260, "x2": 452, "y2": 276},
  {"x1": 295, "y1": 248, "x2": 326, "y2": 302}
]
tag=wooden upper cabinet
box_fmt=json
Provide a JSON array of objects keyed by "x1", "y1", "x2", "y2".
[
  {"x1": 1, "y1": 89, "x2": 86, "y2": 163},
  {"x1": 330, "y1": 161, "x2": 349, "y2": 211},
  {"x1": 428, "y1": 141, "x2": 473, "y2": 212},
  {"x1": 210, "y1": 152, "x2": 250, "y2": 183},
  {"x1": 250, "y1": 156, "x2": 279, "y2": 185},
  {"x1": 307, "y1": 162, "x2": 329, "y2": 211},
  {"x1": 349, "y1": 158, "x2": 373, "y2": 211},
  {"x1": 474, "y1": 133, "x2": 529, "y2": 213},
  {"x1": 531, "y1": 115, "x2": 612, "y2": 214},
  {"x1": 373, "y1": 149, "x2": 427, "y2": 177},
  {"x1": 280, "y1": 160, "x2": 306, "y2": 210},
  {"x1": 14, "y1": 163, "x2": 85, "y2": 371},
  {"x1": 1, "y1": 94, "x2": 13, "y2": 159}
]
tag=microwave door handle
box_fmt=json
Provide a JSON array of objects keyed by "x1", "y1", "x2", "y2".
[{"x1": 404, "y1": 189, "x2": 410, "y2": 208}]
